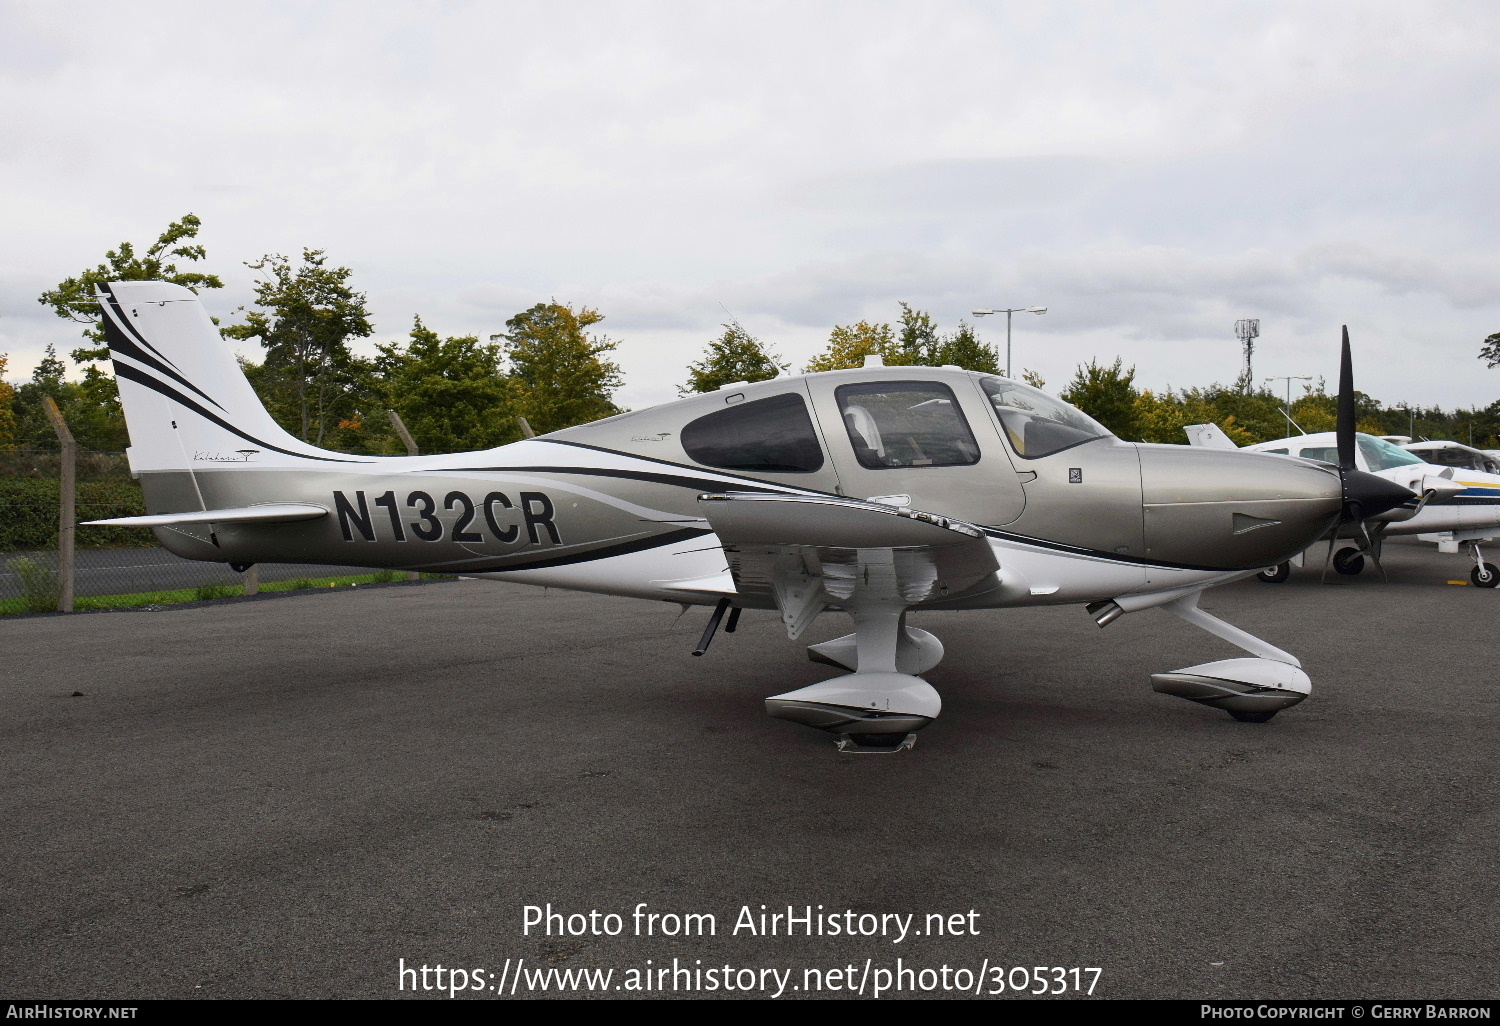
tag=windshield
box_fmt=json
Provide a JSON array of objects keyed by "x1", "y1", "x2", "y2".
[
  {"x1": 1358, "y1": 434, "x2": 1424, "y2": 471},
  {"x1": 979, "y1": 377, "x2": 1111, "y2": 458}
]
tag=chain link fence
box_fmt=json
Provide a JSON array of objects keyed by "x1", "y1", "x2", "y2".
[{"x1": 1, "y1": 449, "x2": 409, "y2": 616}]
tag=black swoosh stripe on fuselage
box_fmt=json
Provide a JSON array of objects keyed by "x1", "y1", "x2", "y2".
[
  {"x1": 425, "y1": 465, "x2": 790, "y2": 495},
  {"x1": 112, "y1": 362, "x2": 375, "y2": 464},
  {"x1": 478, "y1": 526, "x2": 712, "y2": 574}
]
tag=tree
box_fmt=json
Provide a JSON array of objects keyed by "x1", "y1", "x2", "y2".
[
  {"x1": 496, "y1": 302, "x2": 623, "y2": 434},
  {"x1": 1481, "y1": 331, "x2": 1500, "y2": 369},
  {"x1": 6, "y1": 345, "x2": 129, "y2": 450},
  {"x1": 0, "y1": 354, "x2": 16, "y2": 449},
  {"x1": 679, "y1": 321, "x2": 788, "y2": 395},
  {"x1": 38, "y1": 213, "x2": 224, "y2": 366},
  {"x1": 929, "y1": 320, "x2": 1001, "y2": 374},
  {"x1": 891, "y1": 302, "x2": 939, "y2": 365},
  {"x1": 805, "y1": 320, "x2": 896, "y2": 372},
  {"x1": 223, "y1": 250, "x2": 374, "y2": 445},
  {"x1": 1060, "y1": 358, "x2": 1141, "y2": 440},
  {"x1": 376, "y1": 316, "x2": 515, "y2": 452}
]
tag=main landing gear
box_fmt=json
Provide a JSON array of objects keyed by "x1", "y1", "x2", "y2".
[{"x1": 1117, "y1": 591, "x2": 1311, "y2": 723}]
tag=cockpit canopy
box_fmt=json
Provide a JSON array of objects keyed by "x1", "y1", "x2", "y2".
[{"x1": 979, "y1": 377, "x2": 1113, "y2": 458}]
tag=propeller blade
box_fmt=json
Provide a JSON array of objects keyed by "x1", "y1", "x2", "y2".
[
  {"x1": 1334, "y1": 328, "x2": 1413, "y2": 523},
  {"x1": 1337, "y1": 325, "x2": 1355, "y2": 471}
]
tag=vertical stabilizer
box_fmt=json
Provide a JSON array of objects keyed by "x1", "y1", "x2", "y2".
[
  {"x1": 98, "y1": 281, "x2": 375, "y2": 473},
  {"x1": 1183, "y1": 423, "x2": 1241, "y2": 450}
]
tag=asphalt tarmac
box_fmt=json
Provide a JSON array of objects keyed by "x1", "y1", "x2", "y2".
[{"x1": 2, "y1": 537, "x2": 1496, "y2": 1000}]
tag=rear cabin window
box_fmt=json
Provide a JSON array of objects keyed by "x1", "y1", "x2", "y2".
[
  {"x1": 681, "y1": 392, "x2": 825, "y2": 474},
  {"x1": 835, "y1": 381, "x2": 980, "y2": 469}
]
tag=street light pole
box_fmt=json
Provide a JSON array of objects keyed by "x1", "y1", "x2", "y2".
[{"x1": 972, "y1": 306, "x2": 1047, "y2": 377}]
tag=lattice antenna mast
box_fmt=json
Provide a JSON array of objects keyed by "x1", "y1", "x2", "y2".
[{"x1": 1234, "y1": 318, "x2": 1260, "y2": 386}]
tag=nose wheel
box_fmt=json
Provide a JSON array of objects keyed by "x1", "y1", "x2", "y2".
[
  {"x1": 1466, "y1": 541, "x2": 1498, "y2": 588},
  {"x1": 1256, "y1": 562, "x2": 1291, "y2": 584},
  {"x1": 1332, "y1": 547, "x2": 1365, "y2": 576}
]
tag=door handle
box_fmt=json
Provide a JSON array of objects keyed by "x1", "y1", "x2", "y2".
[{"x1": 1016, "y1": 471, "x2": 1037, "y2": 483}]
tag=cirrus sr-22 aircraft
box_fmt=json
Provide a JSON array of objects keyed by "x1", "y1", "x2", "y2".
[{"x1": 87, "y1": 282, "x2": 1414, "y2": 751}]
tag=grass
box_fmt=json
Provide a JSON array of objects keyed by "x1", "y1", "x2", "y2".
[{"x1": 0, "y1": 570, "x2": 454, "y2": 617}]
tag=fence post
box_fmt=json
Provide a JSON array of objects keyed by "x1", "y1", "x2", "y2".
[
  {"x1": 388, "y1": 409, "x2": 420, "y2": 457},
  {"x1": 387, "y1": 410, "x2": 422, "y2": 581},
  {"x1": 42, "y1": 397, "x2": 75, "y2": 613},
  {"x1": 517, "y1": 416, "x2": 536, "y2": 438},
  {"x1": 243, "y1": 565, "x2": 259, "y2": 596}
]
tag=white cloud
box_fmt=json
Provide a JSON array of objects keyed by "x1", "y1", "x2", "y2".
[{"x1": 0, "y1": 0, "x2": 1496, "y2": 415}]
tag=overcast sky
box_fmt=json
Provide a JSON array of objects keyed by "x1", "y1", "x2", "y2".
[{"x1": 2, "y1": 0, "x2": 1497, "y2": 415}]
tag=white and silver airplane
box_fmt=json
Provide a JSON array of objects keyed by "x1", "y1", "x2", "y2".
[
  {"x1": 86, "y1": 282, "x2": 1413, "y2": 749},
  {"x1": 1186, "y1": 425, "x2": 1500, "y2": 587}
]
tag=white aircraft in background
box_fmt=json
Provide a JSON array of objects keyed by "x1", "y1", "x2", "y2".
[
  {"x1": 1186, "y1": 424, "x2": 1500, "y2": 587},
  {"x1": 1402, "y1": 440, "x2": 1500, "y2": 476}
]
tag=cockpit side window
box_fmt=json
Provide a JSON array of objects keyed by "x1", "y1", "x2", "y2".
[
  {"x1": 834, "y1": 381, "x2": 980, "y2": 469},
  {"x1": 979, "y1": 377, "x2": 1111, "y2": 459},
  {"x1": 681, "y1": 392, "x2": 825, "y2": 473}
]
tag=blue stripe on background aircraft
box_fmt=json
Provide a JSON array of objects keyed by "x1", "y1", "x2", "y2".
[{"x1": 86, "y1": 281, "x2": 1414, "y2": 750}]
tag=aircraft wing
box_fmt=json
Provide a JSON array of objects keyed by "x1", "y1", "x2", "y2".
[
  {"x1": 696, "y1": 492, "x2": 999, "y2": 638},
  {"x1": 82, "y1": 502, "x2": 330, "y2": 527}
]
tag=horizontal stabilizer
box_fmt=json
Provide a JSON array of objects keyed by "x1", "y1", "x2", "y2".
[{"x1": 83, "y1": 502, "x2": 329, "y2": 528}]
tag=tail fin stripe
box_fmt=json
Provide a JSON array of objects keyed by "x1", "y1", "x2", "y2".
[
  {"x1": 99, "y1": 284, "x2": 185, "y2": 373},
  {"x1": 101, "y1": 299, "x2": 227, "y2": 413},
  {"x1": 113, "y1": 362, "x2": 373, "y2": 464}
]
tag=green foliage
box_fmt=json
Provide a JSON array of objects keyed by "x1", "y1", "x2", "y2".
[
  {"x1": 808, "y1": 304, "x2": 1000, "y2": 374},
  {"x1": 891, "y1": 302, "x2": 939, "y2": 365},
  {"x1": 38, "y1": 213, "x2": 224, "y2": 366},
  {"x1": 679, "y1": 321, "x2": 789, "y2": 395},
  {"x1": 497, "y1": 303, "x2": 624, "y2": 434},
  {"x1": 6, "y1": 556, "x2": 59, "y2": 613},
  {"x1": 805, "y1": 320, "x2": 897, "y2": 372},
  {"x1": 0, "y1": 355, "x2": 15, "y2": 448},
  {"x1": 224, "y1": 249, "x2": 375, "y2": 446},
  {"x1": 928, "y1": 320, "x2": 1001, "y2": 374},
  {"x1": 1480, "y1": 331, "x2": 1500, "y2": 369},
  {"x1": 0, "y1": 477, "x2": 148, "y2": 552},
  {"x1": 4, "y1": 346, "x2": 130, "y2": 450},
  {"x1": 1021, "y1": 369, "x2": 1046, "y2": 389},
  {"x1": 194, "y1": 583, "x2": 237, "y2": 601},
  {"x1": 1061, "y1": 358, "x2": 1142, "y2": 440},
  {"x1": 376, "y1": 317, "x2": 516, "y2": 451}
]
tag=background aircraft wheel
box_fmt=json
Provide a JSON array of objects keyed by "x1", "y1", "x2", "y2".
[
  {"x1": 1472, "y1": 562, "x2": 1500, "y2": 588},
  {"x1": 1332, "y1": 547, "x2": 1365, "y2": 576},
  {"x1": 1257, "y1": 563, "x2": 1291, "y2": 583},
  {"x1": 1229, "y1": 710, "x2": 1278, "y2": 723}
]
